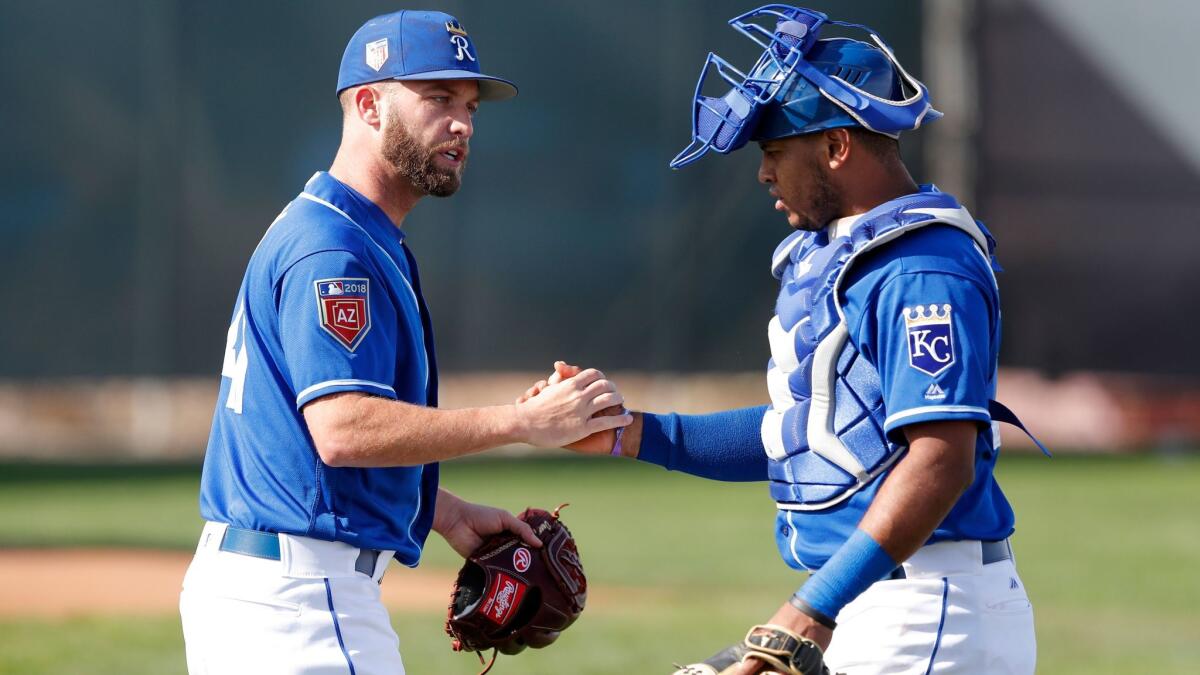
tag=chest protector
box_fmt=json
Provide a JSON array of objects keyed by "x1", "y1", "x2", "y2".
[{"x1": 760, "y1": 186, "x2": 997, "y2": 510}]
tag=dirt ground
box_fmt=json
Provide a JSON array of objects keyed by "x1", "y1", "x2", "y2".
[
  {"x1": 0, "y1": 548, "x2": 650, "y2": 618},
  {"x1": 0, "y1": 548, "x2": 459, "y2": 618}
]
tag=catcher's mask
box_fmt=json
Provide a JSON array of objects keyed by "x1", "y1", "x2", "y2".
[{"x1": 669, "y1": 4, "x2": 940, "y2": 168}]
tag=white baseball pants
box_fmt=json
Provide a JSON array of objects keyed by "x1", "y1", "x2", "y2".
[
  {"x1": 823, "y1": 539, "x2": 1036, "y2": 674},
  {"x1": 179, "y1": 522, "x2": 403, "y2": 675}
]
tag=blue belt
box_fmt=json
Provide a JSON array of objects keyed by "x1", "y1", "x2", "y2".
[
  {"x1": 887, "y1": 539, "x2": 1012, "y2": 581},
  {"x1": 219, "y1": 526, "x2": 381, "y2": 577}
]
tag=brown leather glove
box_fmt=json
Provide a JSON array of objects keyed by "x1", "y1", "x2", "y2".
[{"x1": 446, "y1": 505, "x2": 587, "y2": 667}]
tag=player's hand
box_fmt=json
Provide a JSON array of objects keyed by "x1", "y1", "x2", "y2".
[
  {"x1": 514, "y1": 361, "x2": 578, "y2": 404},
  {"x1": 512, "y1": 366, "x2": 631, "y2": 448},
  {"x1": 727, "y1": 602, "x2": 834, "y2": 674},
  {"x1": 518, "y1": 361, "x2": 626, "y2": 454},
  {"x1": 730, "y1": 657, "x2": 769, "y2": 674},
  {"x1": 432, "y1": 489, "x2": 542, "y2": 559},
  {"x1": 515, "y1": 361, "x2": 585, "y2": 403}
]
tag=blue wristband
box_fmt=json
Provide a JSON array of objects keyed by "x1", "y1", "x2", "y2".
[{"x1": 794, "y1": 528, "x2": 898, "y2": 622}]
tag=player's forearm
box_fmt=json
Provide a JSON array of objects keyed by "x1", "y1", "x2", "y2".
[
  {"x1": 789, "y1": 420, "x2": 976, "y2": 629},
  {"x1": 857, "y1": 420, "x2": 978, "y2": 562},
  {"x1": 305, "y1": 393, "x2": 523, "y2": 467},
  {"x1": 431, "y1": 488, "x2": 465, "y2": 534}
]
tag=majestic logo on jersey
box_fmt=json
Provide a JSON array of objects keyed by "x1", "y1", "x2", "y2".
[
  {"x1": 513, "y1": 547, "x2": 531, "y2": 573},
  {"x1": 480, "y1": 571, "x2": 527, "y2": 625},
  {"x1": 904, "y1": 304, "x2": 955, "y2": 376},
  {"x1": 365, "y1": 38, "x2": 389, "y2": 72},
  {"x1": 315, "y1": 278, "x2": 371, "y2": 351}
]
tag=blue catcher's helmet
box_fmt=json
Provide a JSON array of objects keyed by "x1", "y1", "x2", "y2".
[{"x1": 670, "y1": 5, "x2": 941, "y2": 169}]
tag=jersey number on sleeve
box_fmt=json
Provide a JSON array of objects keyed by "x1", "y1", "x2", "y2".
[{"x1": 222, "y1": 301, "x2": 249, "y2": 414}]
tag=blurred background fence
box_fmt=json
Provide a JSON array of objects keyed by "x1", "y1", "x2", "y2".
[{"x1": 2, "y1": 0, "x2": 1199, "y2": 457}]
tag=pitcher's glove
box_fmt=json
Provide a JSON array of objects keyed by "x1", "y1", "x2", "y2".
[
  {"x1": 671, "y1": 624, "x2": 834, "y2": 675},
  {"x1": 446, "y1": 504, "x2": 586, "y2": 670}
]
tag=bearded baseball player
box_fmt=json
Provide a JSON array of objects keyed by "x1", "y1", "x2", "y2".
[
  {"x1": 179, "y1": 10, "x2": 631, "y2": 674},
  {"x1": 525, "y1": 5, "x2": 1043, "y2": 674}
]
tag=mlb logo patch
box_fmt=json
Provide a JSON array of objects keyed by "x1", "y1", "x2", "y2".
[
  {"x1": 365, "y1": 38, "x2": 388, "y2": 72},
  {"x1": 315, "y1": 278, "x2": 371, "y2": 351},
  {"x1": 904, "y1": 304, "x2": 955, "y2": 376},
  {"x1": 480, "y1": 571, "x2": 527, "y2": 626}
]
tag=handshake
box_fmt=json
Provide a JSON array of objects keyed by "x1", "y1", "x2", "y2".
[{"x1": 511, "y1": 361, "x2": 633, "y2": 454}]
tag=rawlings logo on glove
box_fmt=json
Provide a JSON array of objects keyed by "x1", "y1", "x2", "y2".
[
  {"x1": 479, "y1": 572, "x2": 526, "y2": 625},
  {"x1": 446, "y1": 504, "x2": 587, "y2": 674}
]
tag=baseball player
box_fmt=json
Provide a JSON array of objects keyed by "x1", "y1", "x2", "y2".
[
  {"x1": 525, "y1": 6, "x2": 1041, "y2": 674},
  {"x1": 178, "y1": 10, "x2": 631, "y2": 675}
]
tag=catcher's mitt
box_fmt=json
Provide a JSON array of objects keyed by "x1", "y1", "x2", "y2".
[
  {"x1": 446, "y1": 504, "x2": 586, "y2": 672},
  {"x1": 671, "y1": 624, "x2": 834, "y2": 675}
]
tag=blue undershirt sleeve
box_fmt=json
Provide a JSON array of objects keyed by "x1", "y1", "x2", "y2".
[{"x1": 635, "y1": 406, "x2": 770, "y2": 482}]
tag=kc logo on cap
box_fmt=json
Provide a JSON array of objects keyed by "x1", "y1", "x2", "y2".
[
  {"x1": 450, "y1": 35, "x2": 475, "y2": 62},
  {"x1": 445, "y1": 19, "x2": 475, "y2": 62}
]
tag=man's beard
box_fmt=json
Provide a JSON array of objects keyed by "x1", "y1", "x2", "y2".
[
  {"x1": 381, "y1": 114, "x2": 465, "y2": 198},
  {"x1": 793, "y1": 157, "x2": 840, "y2": 232}
]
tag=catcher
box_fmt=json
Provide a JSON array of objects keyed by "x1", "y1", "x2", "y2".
[
  {"x1": 446, "y1": 505, "x2": 587, "y2": 674},
  {"x1": 522, "y1": 4, "x2": 1042, "y2": 674}
]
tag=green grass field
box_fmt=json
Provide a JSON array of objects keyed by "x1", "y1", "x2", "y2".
[{"x1": 1, "y1": 453, "x2": 1198, "y2": 674}]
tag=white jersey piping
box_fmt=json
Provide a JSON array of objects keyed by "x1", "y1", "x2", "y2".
[{"x1": 295, "y1": 379, "x2": 397, "y2": 406}]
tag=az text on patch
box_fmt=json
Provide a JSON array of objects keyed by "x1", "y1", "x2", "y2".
[
  {"x1": 315, "y1": 278, "x2": 371, "y2": 351},
  {"x1": 904, "y1": 304, "x2": 955, "y2": 376}
]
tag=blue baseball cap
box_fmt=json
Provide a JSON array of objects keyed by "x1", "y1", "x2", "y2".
[{"x1": 336, "y1": 10, "x2": 518, "y2": 101}]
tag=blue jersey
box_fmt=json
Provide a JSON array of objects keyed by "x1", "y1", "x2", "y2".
[
  {"x1": 774, "y1": 211, "x2": 1014, "y2": 570},
  {"x1": 639, "y1": 189, "x2": 1018, "y2": 572},
  {"x1": 199, "y1": 171, "x2": 440, "y2": 564}
]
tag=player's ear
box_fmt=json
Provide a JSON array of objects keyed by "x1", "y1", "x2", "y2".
[
  {"x1": 353, "y1": 85, "x2": 384, "y2": 130},
  {"x1": 825, "y1": 128, "x2": 852, "y2": 170}
]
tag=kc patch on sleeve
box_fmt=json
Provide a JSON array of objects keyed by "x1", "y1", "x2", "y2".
[
  {"x1": 315, "y1": 278, "x2": 371, "y2": 351},
  {"x1": 904, "y1": 304, "x2": 955, "y2": 376}
]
